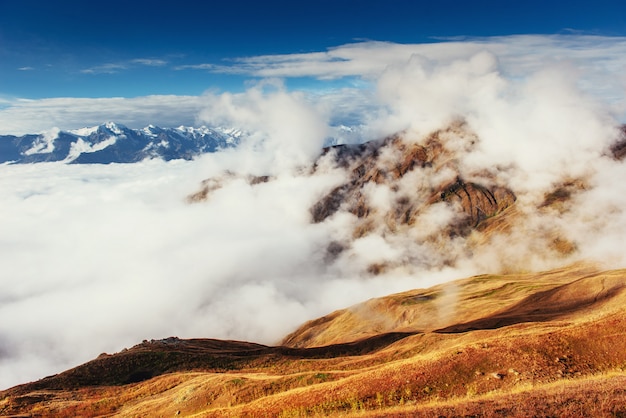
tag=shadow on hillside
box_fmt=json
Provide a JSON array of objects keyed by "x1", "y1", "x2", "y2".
[
  {"x1": 434, "y1": 277, "x2": 624, "y2": 334},
  {"x1": 9, "y1": 332, "x2": 418, "y2": 392}
]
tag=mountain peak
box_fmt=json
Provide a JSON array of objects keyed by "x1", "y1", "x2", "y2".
[
  {"x1": 68, "y1": 125, "x2": 98, "y2": 136},
  {"x1": 100, "y1": 121, "x2": 128, "y2": 135}
]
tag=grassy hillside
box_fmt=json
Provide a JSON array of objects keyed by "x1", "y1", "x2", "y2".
[{"x1": 2, "y1": 264, "x2": 625, "y2": 417}]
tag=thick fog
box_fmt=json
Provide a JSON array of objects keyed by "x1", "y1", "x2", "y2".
[{"x1": 1, "y1": 35, "x2": 626, "y2": 389}]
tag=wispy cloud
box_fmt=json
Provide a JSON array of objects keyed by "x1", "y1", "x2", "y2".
[
  {"x1": 3, "y1": 35, "x2": 626, "y2": 137},
  {"x1": 131, "y1": 58, "x2": 168, "y2": 67},
  {"x1": 81, "y1": 58, "x2": 169, "y2": 74},
  {"x1": 80, "y1": 63, "x2": 128, "y2": 74},
  {"x1": 192, "y1": 36, "x2": 626, "y2": 83},
  {"x1": 174, "y1": 63, "x2": 216, "y2": 71},
  {"x1": 181, "y1": 35, "x2": 626, "y2": 119},
  {"x1": 0, "y1": 96, "x2": 206, "y2": 134},
  {"x1": 17, "y1": 66, "x2": 35, "y2": 71}
]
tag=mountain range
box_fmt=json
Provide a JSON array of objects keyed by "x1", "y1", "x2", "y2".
[{"x1": 0, "y1": 122, "x2": 242, "y2": 164}]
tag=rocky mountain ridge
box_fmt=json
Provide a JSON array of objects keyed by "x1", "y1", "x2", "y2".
[{"x1": 312, "y1": 123, "x2": 517, "y2": 236}]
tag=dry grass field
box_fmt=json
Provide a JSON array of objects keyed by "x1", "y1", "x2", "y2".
[{"x1": 2, "y1": 263, "x2": 625, "y2": 417}]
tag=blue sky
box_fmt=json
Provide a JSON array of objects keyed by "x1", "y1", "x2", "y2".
[{"x1": 2, "y1": 0, "x2": 625, "y2": 98}]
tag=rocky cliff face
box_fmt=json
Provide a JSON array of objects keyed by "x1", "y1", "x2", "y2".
[
  {"x1": 309, "y1": 122, "x2": 517, "y2": 272},
  {"x1": 312, "y1": 124, "x2": 516, "y2": 235},
  {"x1": 610, "y1": 125, "x2": 626, "y2": 160}
]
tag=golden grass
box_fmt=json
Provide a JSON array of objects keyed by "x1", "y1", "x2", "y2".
[
  {"x1": 356, "y1": 372, "x2": 626, "y2": 417},
  {"x1": 2, "y1": 264, "x2": 626, "y2": 418},
  {"x1": 281, "y1": 262, "x2": 604, "y2": 347}
]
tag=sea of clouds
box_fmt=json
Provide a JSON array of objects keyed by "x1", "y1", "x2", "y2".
[{"x1": 1, "y1": 35, "x2": 626, "y2": 389}]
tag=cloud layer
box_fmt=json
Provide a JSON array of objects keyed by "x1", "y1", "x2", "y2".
[
  {"x1": 0, "y1": 156, "x2": 426, "y2": 389},
  {"x1": 1, "y1": 35, "x2": 626, "y2": 390},
  {"x1": 0, "y1": 96, "x2": 205, "y2": 135},
  {"x1": 1, "y1": 35, "x2": 625, "y2": 135}
]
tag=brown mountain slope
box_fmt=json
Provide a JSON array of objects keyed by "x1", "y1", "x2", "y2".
[
  {"x1": 2, "y1": 265, "x2": 625, "y2": 417},
  {"x1": 311, "y1": 123, "x2": 516, "y2": 235},
  {"x1": 281, "y1": 263, "x2": 623, "y2": 347}
]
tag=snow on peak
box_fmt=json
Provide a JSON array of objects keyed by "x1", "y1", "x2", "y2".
[
  {"x1": 1, "y1": 122, "x2": 244, "y2": 164},
  {"x1": 141, "y1": 125, "x2": 161, "y2": 137},
  {"x1": 70, "y1": 122, "x2": 127, "y2": 136},
  {"x1": 69, "y1": 125, "x2": 100, "y2": 136},
  {"x1": 103, "y1": 122, "x2": 125, "y2": 134},
  {"x1": 175, "y1": 125, "x2": 196, "y2": 134},
  {"x1": 215, "y1": 126, "x2": 245, "y2": 138}
]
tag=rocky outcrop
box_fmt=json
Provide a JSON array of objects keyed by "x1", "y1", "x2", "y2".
[
  {"x1": 187, "y1": 172, "x2": 271, "y2": 203},
  {"x1": 311, "y1": 123, "x2": 516, "y2": 238},
  {"x1": 609, "y1": 125, "x2": 626, "y2": 160},
  {"x1": 438, "y1": 178, "x2": 516, "y2": 230}
]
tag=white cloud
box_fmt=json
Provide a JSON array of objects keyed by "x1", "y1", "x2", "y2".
[
  {"x1": 80, "y1": 63, "x2": 128, "y2": 74},
  {"x1": 200, "y1": 35, "x2": 626, "y2": 119},
  {"x1": 174, "y1": 63, "x2": 216, "y2": 71},
  {"x1": 0, "y1": 157, "x2": 351, "y2": 389},
  {"x1": 0, "y1": 96, "x2": 207, "y2": 134},
  {"x1": 2, "y1": 35, "x2": 625, "y2": 137},
  {"x1": 197, "y1": 80, "x2": 329, "y2": 173},
  {"x1": 131, "y1": 58, "x2": 168, "y2": 67},
  {"x1": 201, "y1": 36, "x2": 625, "y2": 79},
  {"x1": 81, "y1": 58, "x2": 169, "y2": 74},
  {"x1": 2, "y1": 35, "x2": 626, "y2": 390}
]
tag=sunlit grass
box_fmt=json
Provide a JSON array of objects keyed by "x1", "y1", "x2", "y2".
[{"x1": 2, "y1": 264, "x2": 625, "y2": 417}]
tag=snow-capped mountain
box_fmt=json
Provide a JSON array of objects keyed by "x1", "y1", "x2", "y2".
[{"x1": 0, "y1": 122, "x2": 242, "y2": 164}]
